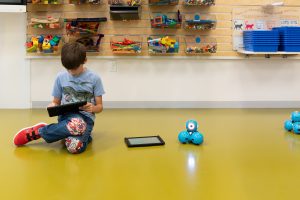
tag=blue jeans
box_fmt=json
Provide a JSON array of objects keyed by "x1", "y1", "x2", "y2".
[{"x1": 39, "y1": 112, "x2": 94, "y2": 154}]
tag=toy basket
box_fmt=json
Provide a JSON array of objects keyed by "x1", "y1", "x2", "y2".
[
  {"x1": 65, "y1": 34, "x2": 104, "y2": 52},
  {"x1": 28, "y1": 0, "x2": 64, "y2": 4},
  {"x1": 28, "y1": 13, "x2": 62, "y2": 29},
  {"x1": 108, "y1": 0, "x2": 141, "y2": 6},
  {"x1": 65, "y1": 18, "x2": 107, "y2": 36},
  {"x1": 149, "y1": 0, "x2": 178, "y2": 5},
  {"x1": 110, "y1": 35, "x2": 142, "y2": 54},
  {"x1": 110, "y1": 5, "x2": 141, "y2": 20},
  {"x1": 183, "y1": 0, "x2": 215, "y2": 6},
  {"x1": 26, "y1": 34, "x2": 62, "y2": 54},
  {"x1": 183, "y1": 13, "x2": 216, "y2": 30},
  {"x1": 68, "y1": 0, "x2": 103, "y2": 4},
  {"x1": 150, "y1": 11, "x2": 182, "y2": 29},
  {"x1": 147, "y1": 35, "x2": 179, "y2": 54},
  {"x1": 185, "y1": 36, "x2": 217, "y2": 54}
]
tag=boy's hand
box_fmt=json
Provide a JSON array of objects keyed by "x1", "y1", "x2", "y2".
[
  {"x1": 80, "y1": 102, "x2": 94, "y2": 113},
  {"x1": 47, "y1": 102, "x2": 58, "y2": 108}
]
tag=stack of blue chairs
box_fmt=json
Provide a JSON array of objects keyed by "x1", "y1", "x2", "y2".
[
  {"x1": 273, "y1": 26, "x2": 300, "y2": 52},
  {"x1": 243, "y1": 30, "x2": 279, "y2": 52}
]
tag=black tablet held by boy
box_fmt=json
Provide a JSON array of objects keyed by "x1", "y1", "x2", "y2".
[
  {"x1": 47, "y1": 101, "x2": 87, "y2": 117},
  {"x1": 124, "y1": 135, "x2": 165, "y2": 147}
]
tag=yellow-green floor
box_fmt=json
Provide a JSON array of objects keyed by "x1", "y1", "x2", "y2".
[{"x1": 1, "y1": 109, "x2": 300, "y2": 200}]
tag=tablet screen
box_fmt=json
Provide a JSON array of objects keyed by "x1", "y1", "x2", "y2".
[
  {"x1": 125, "y1": 135, "x2": 165, "y2": 147},
  {"x1": 128, "y1": 137, "x2": 162, "y2": 145}
]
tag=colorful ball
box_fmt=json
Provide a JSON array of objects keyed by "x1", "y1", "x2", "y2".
[
  {"x1": 186, "y1": 120, "x2": 198, "y2": 132},
  {"x1": 190, "y1": 132, "x2": 204, "y2": 145},
  {"x1": 284, "y1": 120, "x2": 293, "y2": 131},
  {"x1": 178, "y1": 131, "x2": 190, "y2": 143},
  {"x1": 65, "y1": 137, "x2": 83, "y2": 154}
]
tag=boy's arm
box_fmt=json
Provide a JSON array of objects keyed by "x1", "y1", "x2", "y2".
[
  {"x1": 47, "y1": 97, "x2": 61, "y2": 107},
  {"x1": 81, "y1": 96, "x2": 103, "y2": 113}
]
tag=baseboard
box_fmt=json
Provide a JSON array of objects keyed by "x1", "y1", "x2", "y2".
[{"x1": 31, "y1": 101, "x2": 300, "y2": 109}]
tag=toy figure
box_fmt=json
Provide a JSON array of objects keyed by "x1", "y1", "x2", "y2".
[
  {"x1": 42, "y1": 38, "x2": 52, "y2": 52},
  {"x1": 178, "y1": 120, "x2": 204, "y2": 145}
]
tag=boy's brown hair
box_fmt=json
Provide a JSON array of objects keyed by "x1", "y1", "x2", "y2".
[{"x1": 61, "y1": 42, "x2": 86, "y2": 70}]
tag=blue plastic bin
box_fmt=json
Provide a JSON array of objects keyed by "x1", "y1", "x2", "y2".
[
  {"x1": 279, "y1": 45, "x2": 300, "y2": 52},
  {"x1": 244, "y1": 45, "x2": 278, "y2": 52}
]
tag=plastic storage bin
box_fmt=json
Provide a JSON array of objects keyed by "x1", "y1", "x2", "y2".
[
  {"x1": 110, "y1": 6, "x2": 141, "y2": 20},
  {"x1": 149, "y1": 0, "x2": 178, "y2": 5},
  {"x1": 150, "y1": 11, "x2": 182, "y2": 29},
  {"x1": 26, "y1": 34, "x2": 62, "y2": 54},
  {"x1": 243, "y1": 30, "x2": 279, "y2": 52},
  {"x1": 75, "y1": 34, "x2": 104, "y2": 52},
  {"x1": 65, "y1": 18, "x2": 107, "y2": 36},
  {"x1": 110, "y1": 35, "x2": 142, "y2": 54},
  {"x1": 273, "y1": 27, "x2": 300, "y2": 52},
  {"x1": 29, "y1": 0, "x2": 63, "y2": 4},
  {"x1": 185, "y1": 36, "x2": 217, "y2": 54},
  {"x1": 183, "y1": 13, "x2": 216, "y2": 30},
  {"x1": 183, "y1": 0, "x2": 215, "y2": 6},
  {"x1": 28, "y1": 13, "x2": 62, "y2": 29},
  {"x1": 147, "y1": 35, "x2": 179, "y2": 54},
  {"x1": 68, "y1": 0, "x2": 102, "y2": 4},
  {"x1": 108, "y1": 0, "x2": 141, "y2": 6}
]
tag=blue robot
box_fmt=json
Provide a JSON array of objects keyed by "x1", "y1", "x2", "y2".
[
  {"x1": 178, "y1": 120, "x2": 204, "y2": 145},
  {"x1": 284, "y1": 111, "x2": 300, "y2": 134},
  {"x1": 293, "y1": 122, "x2": 300, "y2": 134},
  {"x1": 291, "y1": 111, "x2": 300, "y2": 123},
  {"x1": 284, "y1": 120, "x2": 293, "y2": 132}
]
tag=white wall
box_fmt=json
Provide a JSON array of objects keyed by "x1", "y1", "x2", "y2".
[
  {"x1": 30, "y1": 58, "x2": 300, "y2": 108},
  {"x1": 0, "y1": 13, "x2": 30, "y2": 108},
  {"x1": 1, "y1": 13, "x2": 300, "y2": 109}
]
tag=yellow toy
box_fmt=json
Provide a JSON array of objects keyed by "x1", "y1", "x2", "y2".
[
  {"x1": 32, "y1": 37, "x2": 39, "y2": 46},
  {"x1": 26, "y1": 37, "x2": 39, "y2": 53},
  {"x1": 26, "y1": 45, "x2": 37, "y2": 53},
  {"x1": 161, "y1": 36, "x2": 176, "y2": 48},
  {"x1": 42, "y1": 38, "x2": 51, "y2": 50}
]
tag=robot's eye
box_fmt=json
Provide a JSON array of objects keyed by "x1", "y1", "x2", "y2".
[{"x1": 188, "y1": 123, "x2": 195, "y2": 129}]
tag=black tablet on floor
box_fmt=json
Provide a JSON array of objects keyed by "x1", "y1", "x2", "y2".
[
  {"x1": 124, "y1": 135, "x2": 165, "y2": 147},
  {"x1": 47, "y1": 101, "x2": 87, "y2": 117}
]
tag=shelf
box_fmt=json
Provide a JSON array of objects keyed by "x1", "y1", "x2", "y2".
[
  {"x1": 0, "y1": 5, "x2": 26, "y2": 12},
  {"x1": 110, "y1": 6, "x2": 140, "y2": 20},
  {"x1": 237, "y1": 49, "x2": 299, "y2": 58}
]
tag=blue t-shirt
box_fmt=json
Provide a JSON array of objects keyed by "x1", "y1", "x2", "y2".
[{"x1": 52, "y1": 69, "x2": 105, "y2": 121}]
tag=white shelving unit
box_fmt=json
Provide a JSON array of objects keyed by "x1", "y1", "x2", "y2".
[
  {"x1": 237, "y1": 49, "x2": 299, "y2": 58},
  {"x1": 0, "y1": 5, "x2": 26, "y2": 12}
]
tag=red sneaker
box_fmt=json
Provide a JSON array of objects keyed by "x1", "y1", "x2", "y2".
[{"x1": 13, "y1": 122, "x2": 47, "y2": 146}]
